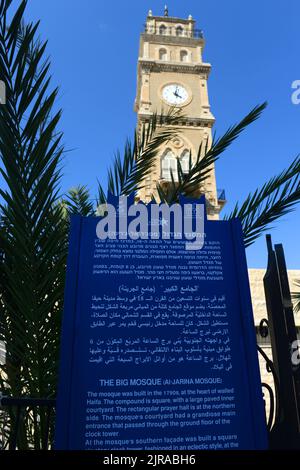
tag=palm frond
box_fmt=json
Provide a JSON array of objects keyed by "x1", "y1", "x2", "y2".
[
  {"x1": 96, "y1": 109, "x2": 181, "y2": 206},
  {"x1": 96, "y1": 179, "x2": 107, "y2": 206},
  {"x1": 63, "y1": 185, "x2": 94, "y2": 216},
  {"x1": 225, "y1": 155, "x2": 300, "y2": 247},
  {"x1": 0, "y1": 0, "x2": 66, "y2": 449},
  {"x1": 292, "y1": 280, "x2": 300, "y2": 313},
  {"x1": 156, "y1": 103, "x2": 267, "y2": 203}
]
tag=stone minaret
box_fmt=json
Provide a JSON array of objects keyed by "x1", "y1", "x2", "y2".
[{"x1": 134, "y1": 7, "x2": 225, "y2": 219}]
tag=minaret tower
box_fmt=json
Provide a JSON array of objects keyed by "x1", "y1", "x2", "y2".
[{"x1": 134, "y1": 7, "x2": 225, "y2": 219}]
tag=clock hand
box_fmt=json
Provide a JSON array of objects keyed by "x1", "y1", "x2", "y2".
[
  {"x1": 174, "y1": 91, "x2": 183, "y2": 99},
  {"x1": 173, "y1": 87, "x2": 183, "y2": 99}
]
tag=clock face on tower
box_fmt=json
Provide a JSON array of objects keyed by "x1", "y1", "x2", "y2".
[{"x1": 162, "y1": 84, "x2": 189, "y2": 106}]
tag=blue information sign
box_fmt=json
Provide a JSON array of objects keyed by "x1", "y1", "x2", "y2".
[{"x1": 55, "y1": 198, "x2": 268, "y2": 450}]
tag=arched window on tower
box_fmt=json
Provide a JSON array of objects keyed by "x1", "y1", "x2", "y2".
[
  {"x1": 159, "y1": 48, "x2": 167, "y2": 61},
  {"x1": 161, "y1": 149, "x2": 177, "y2": 181},
  {"x1": 179, "y1": 150, "x2": 190, "y2": 174},
  {"x1": 176, "y1": 26, "x2": 184, "y2": 37},
  {"x1": 159, "y1": 24, "x2": 167, "y2": 35},
  {"x1": 180, "y1": 50, "x2": 189, "y2": 62}
]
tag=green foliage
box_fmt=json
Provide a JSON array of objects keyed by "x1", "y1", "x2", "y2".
[
  {"x1": 225, "y1": 155, "x2": 300, "y2": 247},
  {"x1": 63, "y1": 186, "x2": 94, "y2": 217},
  {"x1": 292, "y1": 280, "x2": 300, "y2": 313},
  {"x1": 0, "y1": 0, "x2": 66, "y2": 448},
  {"x1": 97, "y1": 110, "x2": 180, "y2": 204},
  {"x1": 155, "y1": 103, "x2": 267, "y2": 204}
]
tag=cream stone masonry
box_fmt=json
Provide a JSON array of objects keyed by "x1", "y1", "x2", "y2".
[
  {"x1": 134, "y1": 9, "x2": 224, "y2": 218},
  {"x1": 249, "y1": 268, "x2": 300, "y2": 324}
]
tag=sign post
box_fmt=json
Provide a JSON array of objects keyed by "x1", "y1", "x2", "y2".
[{"x1": 55, "y1": 197, "x2": 267, "y2": 450}]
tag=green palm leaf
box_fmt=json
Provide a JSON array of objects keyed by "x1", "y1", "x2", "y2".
[
  {"x1": 0, "y1": 0, "x2": 66, "y2": 449},
  {"x1": 292, "y1": 280, "x2": 300, "y2": 313},
  {"x1": 156, "y1": 103, "x2": 267, "y2": 203},
  {"x1": 97, "y1": 110, "x2": 180, "y2": 205},
  {"x1": 63, "y1": 185, "x2": 94, "y2": 216},
  {"x1": 225, "y1": 155, "x2": 300, "y2": 247}
]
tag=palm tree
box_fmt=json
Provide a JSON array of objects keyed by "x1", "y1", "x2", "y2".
[
  {"x1": 72, "y1": 102, "x2": 300, "y2": 250},
  {"x1": 292, "y1": 281, "x2": 300, "y2": 313},
  {"x1": 0, "y1": 0, "x2": 67, "y2": 449},
  {"x1": 1, "y1": 0, "x2": 300, "y2": 449}
]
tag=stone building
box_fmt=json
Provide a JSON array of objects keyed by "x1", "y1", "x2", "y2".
[
  {"x1": 134, "y1": 7, "x2": 300, "y2": 419},
  {"x1": 134, "y1": 6, "x2": 224, "y2": 218}
]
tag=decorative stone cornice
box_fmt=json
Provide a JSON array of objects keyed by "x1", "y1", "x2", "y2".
[
  {"x1": 138, "y1": 114, "x2": 215, "y2": 128},
  {"x1": 138, "y1": 59, "x2": 211, "y2": 76}
]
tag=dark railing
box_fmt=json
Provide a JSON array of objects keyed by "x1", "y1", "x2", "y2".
[
  {"x1": 258, "y1": 235, "x2": 300, "y2": 449},
  {"x1": 0, "y1": 395, "x2": 56, "y2": 450},
  {"x1": 257, "y1": 324, "x2": 300, "y2": 346},
  {"x1": 143, "y1": 26, "x2": 204, "y2": 39}
]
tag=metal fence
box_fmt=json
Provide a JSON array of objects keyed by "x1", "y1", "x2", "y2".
[{"x1": 0, "y1": 395, "x2": 56, "y2": 450}]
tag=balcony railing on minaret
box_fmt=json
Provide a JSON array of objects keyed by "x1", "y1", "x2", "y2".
[{"x1": 143, "y1": 25, "x2": 204, "y2": 39}]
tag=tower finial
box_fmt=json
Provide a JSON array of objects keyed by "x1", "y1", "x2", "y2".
[{"x1": 164, "y1": 5, "x2": 169, "y2": 16}]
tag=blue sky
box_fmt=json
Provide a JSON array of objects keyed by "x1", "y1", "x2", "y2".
[{"x1": 24, "y1": 0, "x2": 300, "y2": 269}]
